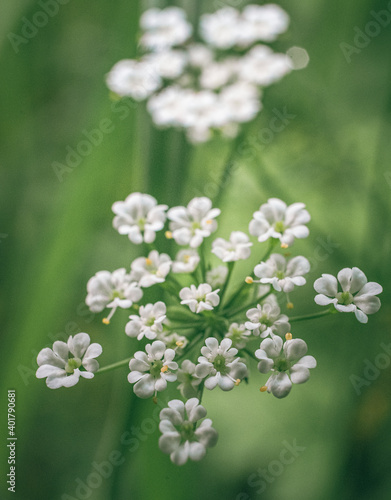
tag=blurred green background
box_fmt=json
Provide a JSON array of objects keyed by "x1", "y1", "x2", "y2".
[{"x1": 1, "y1": 0, "x2": 391, "y2": 499}]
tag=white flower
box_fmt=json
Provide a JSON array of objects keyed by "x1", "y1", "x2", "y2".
[
  {"x1": 249, "y1": 197, "x2": 310, "y2": 247},
  {"x1": 254, "y1": 254, "x2": 310, "y2": 292},
  {"x1": 128, "y1": 341, "x2": 177, "y2": 399},
  {"x1": 206, "y1": 266, "x2": 228, "y2": 288},
  {"x1": 157, "y1": 332, "x2": 188, "y2": 352},
  {"x1": 131, "y1": 250, "x2": 172, "y2": 287},
  {"x1": 200, "y1": 59, "x2": 238, "y2": 90},
  {"x1": 168, "y1": 197, "x2": 221, "y2": 248},
  {"x1": 187, "y1": 43, "x2": 214, "y2": 68},
  {"x1": 200, "y1": 7, "x2": 242, "y2": 49},
  {"x1": 106, "y1": 59, "x2": 161, "y2": 100},
  {"x1": 36, "y1": 333, "x2": 102, "y2": 389},
  {"x1": 212, "y1": 231, "x2": 252, "y2": 262},
  {"x1": 240, "y1": 4, "x2": 289, "y2": 45},
  {"x1": 180, "y1": 283, "x2": 220, "y2": 314},
  {"x1": 255, "y1": 336, "x2": 316, "y2": 398},
  {"x1": 314, "y1": 267, "x2": 382, "y2": 324},
  {"x1": 195, "y1": 338, "x2": 247, "y2": 390},
  {"x1": 159, "y1": 398, "x2": 218, "y2": 466},
  {"x1": 112, "y1": 192, "x2": 168, "y2": 244},
  {"x1": 239, "y1": 46, "x2": 292, "y2": 87},
  {"x1": 86, "y1": 268, "x2": 143, "y2": 323},
  {"x1": 224, "y1": 323, "x2": 252, "y2": 349},
  {"x1": 172, "y1": 249, "x2": 200, "y2": 274},
  {"x1": 125, "y1": 302, "x2": 167, "y2": 340},
  {"x1": 148, "y1": 86, "x2": 192, "y2": 127},
  {"x1": 245, "y1": 295, "x2": 291, "y2": 338},
  {"x1": 143, "y1": 50, "x2": 188, "y2": 80},
  {"x1": 176, "y1": 360, "x2": 203, "y2": 399},
  {"x1": 140, "y1": 7, "x2": 193, "y2": 51},
  {"x1": 182, "y1": 91, "x2": 229, "y2": 136},
  {"x1": 220, "y1": 82, "x2": 261, "y2": 124}
]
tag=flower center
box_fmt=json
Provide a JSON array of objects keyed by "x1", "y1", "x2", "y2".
[
  {"x1": 111, "y1": 290, "x2": 124, "y2": 300},
  {"x1": 65, "y1": 357, "x2": 82, "y2": 374},
  {"x1": 145, "y1": 317, "x2": 156, "y2": 327},
  {"x1": 192, "y1": 221, "x2": 201, "y2": 231},
  {"x1": 138, "y1": 217, "x2": 146, "y2": 230},
  {"x1": 213, "y1": 354, "x2": 228, "y2": 374},
  {"x1": 274, "y1": 221, "x2": 285, "y2": 233},
  {"x1": 274, "y1": 357, "x2": 290, "y2": 372},
  {"x1": 180, "y1": 421, "x2": 195, "y2": 441},
  {"x1": 150, "y1": 360, "x2": 164, "y2": 377},
  {"x1": 337, "y1": 291, "x2": 354, "y2": 305},
  {"x1": 276, "y1": 271, "x2": 285, "y2": 280},
  {"x1": 260, "y1": 315, "x2": 272, "y2": 327}
]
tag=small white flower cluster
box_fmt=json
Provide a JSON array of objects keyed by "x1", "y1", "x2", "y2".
[
  {"x1": 106, "y1": 5, "x2": 301, "y2": 143},
  {"x1": 36, "y1": 192, "x2": 382, "y2": 466}
]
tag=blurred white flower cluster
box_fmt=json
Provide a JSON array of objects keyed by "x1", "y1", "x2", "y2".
[
  {"x1": 36, "y1": 192, "x2": 382, "y2": 465},
  {"x1": 106, "y1": 5, "x2": 302, "y2": 143}
]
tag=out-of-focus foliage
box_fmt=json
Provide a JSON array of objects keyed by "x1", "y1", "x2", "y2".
[{"x1": 1, "y1": 0, "x2": 390, "y2": 499}]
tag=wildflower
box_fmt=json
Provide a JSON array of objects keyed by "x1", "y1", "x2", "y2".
[
  {"x1": 140, "y1": 7, "x2": 193, "y2": 51},
  {"x1": 224, "y1": 323, "x2": 252, "y2": 349},
  {"x1": 254, "y1": 254, "x2": 310, "y2": 292},
  {"x1": 314, "y1": 267, "x2": 382, "y2": 323},
  {"x1": 159, "y1": 398, "x2": 218, "y2": 465},
  {"x1": 245, "y1": 295, "x2": 291, "y2": 338},
  {"x1": 239, "y1": 45, "x2": 292, "y2": 87},
  {"x1": 167, "y1": 197, "x2": 220, "y2": 248},
  {"x1": 112, "y1": 192, "x2": 167, "y2": 244},
  {"x1": 172, "y1": 249, "x2": 200, "y2": 274},
  {"x1": 212, "y1": 231, "x2": 252, "y2": 262},
  {"x1": 86, "y1": 268, "x2": 143, "y2": 323},
  {"x1": 128, "y1": 341, "x2": 177, "y2": 399},
  {"x1": 180, "y1": 284, "x2": 220, "y2": 314},
  {"x1": 249, "y1": 198, "x2": 310, "y2": 247},
  {"x1": 195, "y1": 338, "x2": 247, "y2": 390},
  {"x1": 106, "y1": 60, "x2": 161, "y2": 100},
  {"x1": 36, "y1": 333, "x2": 102, "y2": 389},
  {"x1": 206, "y1": 266, "x2": 228, "y2": 288},
  {"x1": 255, "y1": 336, "x2": 316, "y2": 398},
  {"x1": 131, "y1": 250, "x2": 172, "y2": 287},
  {"x1": 144, "y1": 50, "x2": 188, "y2": 79},
  {"x1": 125, "y1": 302, "x2": 167, "y2": 340},
  {"x1": 176, "y1": 360, "x2": 203, "y2": 399}
]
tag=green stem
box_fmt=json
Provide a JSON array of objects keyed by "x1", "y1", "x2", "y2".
[
  {"x1": 96, "y1": 358, "x2": 131, "y2": 375},
  {"x1": 218, "y1": 262, "x2": 235, "y2": 309},
  {"x1": 289, "y1": 309, "x2": 333, "y2": 323},
  {"x1": 199, "y1": 242, "x2": 207, "y2": 282}
]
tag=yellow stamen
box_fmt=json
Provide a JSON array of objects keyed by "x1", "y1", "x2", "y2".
[
  {"x1": 165, "y1": 231, "x2": 173, "y2": 239},
  {"x1": 206, "y1": 219, "x2": 213, "y2": 224},
  {"x1": 281, "y1": 243, "x2": 289, "y2": 249},
  {"x1": 245, "y1": 276, "x2": 254, "y2": 284},
  {"x1": 183, "y1": 254, "x2": 190, "y2": 263},
  {"x1": 287, "y1": 302, "x2": 294, "y2": 309},
  {"x1": 102, "y1": 318, "x2": 110, "y2": 325},
  {"x1": 176, "y1": 341, "x2": 184, "y2": 347},
  {"x1": 285, "y1": 332, "x2": 293, "y2": 340},
  {"x1": 145, "y1": 258, "x2": 153, "y2": 266},
  {"x1": 234, "y1": 379, "x2": 241, "y2": 386},
  {"x1": 260, "y1": 386, "x2": 268, "y2": 393},
  {"x1": 161, "y1": 365, "x2": 168, "y2": 373}
]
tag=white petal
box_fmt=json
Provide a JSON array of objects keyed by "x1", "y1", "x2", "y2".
[{"x1": 313, "y1": 274, "x2": 338, "y2": 297}]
